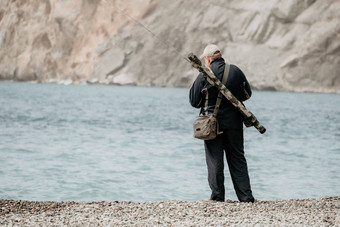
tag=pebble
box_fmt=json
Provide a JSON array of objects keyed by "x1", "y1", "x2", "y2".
[{"x1": 0, "y1": 197, "x2": 339, "y2": 226}]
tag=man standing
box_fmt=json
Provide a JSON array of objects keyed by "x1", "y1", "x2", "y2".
[{"x1": 189, "y1": 44, "x2": 254, "y2": 202}]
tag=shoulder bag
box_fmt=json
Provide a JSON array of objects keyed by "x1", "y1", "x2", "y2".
[{"x1": 193, "y1": 63, "x2": 230, "y2": 140}]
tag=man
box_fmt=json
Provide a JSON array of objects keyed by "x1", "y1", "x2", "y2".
[{"x1": 189, "y1": 44, "x2": 254, "y2": 202}]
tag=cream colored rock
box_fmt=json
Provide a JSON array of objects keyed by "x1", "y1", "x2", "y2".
[
  {"x1": 92, "y1": 46, "x2": 126, "y2": 82},
  {"x1": 279, "y1": 16, "x2": 340, "y2": 93},
  {"x1": 0, "y1": 0, "x2": 157, "y2": 82},
  {"x1": 0, "y1": 0, "x2": 339, "y2": 93},
  {"x1": 112, "y1": 73, "x2": 135, "y2": 86}
]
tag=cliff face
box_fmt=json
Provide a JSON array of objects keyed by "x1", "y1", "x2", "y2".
[
  {"x1": 0, "y1": 0, "x2": 339, "y2": 93},
  {"x1": 0, "y1": 0, "x2": 157, "y2": 82}
]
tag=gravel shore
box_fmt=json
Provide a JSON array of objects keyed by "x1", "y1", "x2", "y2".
[{"x1": 1, "y1": 197, "x2": 339, "y2": 226}]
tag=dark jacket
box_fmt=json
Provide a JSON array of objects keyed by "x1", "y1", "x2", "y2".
[{"x1": 189, "y1": 57, "x2": 252, "y2": 129}]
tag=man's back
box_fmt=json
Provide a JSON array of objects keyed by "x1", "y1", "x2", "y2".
[{"x1": 189, "y1": 57, "x2": 252, "y2": 129}]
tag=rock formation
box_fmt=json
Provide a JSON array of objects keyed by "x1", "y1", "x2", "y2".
[{"x1": 0, "y1": 0, "x2": 339, "y2": 93}]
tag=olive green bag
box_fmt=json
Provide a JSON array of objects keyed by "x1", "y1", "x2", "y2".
[{"x1": 193, "y1": 63, "x2": 230, "y2": 140}]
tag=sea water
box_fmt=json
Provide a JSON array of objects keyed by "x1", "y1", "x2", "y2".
[{"x1": 0, "y1": 82, "x2": 339, "y2": 202}]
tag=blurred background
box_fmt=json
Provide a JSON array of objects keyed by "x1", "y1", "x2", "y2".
[{"x1": 0, "y1": 0, "x2": 339, "y2": 92}]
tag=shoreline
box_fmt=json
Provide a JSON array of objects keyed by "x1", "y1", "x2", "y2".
[
  {"x1": 1, "y1": 79, "x2": 340, "y2": 95},
  {"x1": 1, "y1": 197, "x2": 339, "y2": 226}
]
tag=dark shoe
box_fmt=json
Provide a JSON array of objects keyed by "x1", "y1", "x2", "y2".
[
  {"x1": 210, "y1": 198, "x2": 224, "y2": 202},
  {"x1": 239, "y1": 198, "x2": 255, "y2": 203}
]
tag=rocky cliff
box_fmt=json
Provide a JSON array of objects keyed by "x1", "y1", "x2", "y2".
[{"x1": 0, "y1": 0, "x2": 339, "y2": 93}]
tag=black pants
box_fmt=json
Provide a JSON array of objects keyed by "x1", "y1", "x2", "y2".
[{"x1": 204, "y1": 128, "x2": 254, "y2": 202}]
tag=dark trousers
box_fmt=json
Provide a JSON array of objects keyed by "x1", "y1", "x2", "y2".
[{"x1": 204, "y1": 128, "x2": 254, "y2": 202}]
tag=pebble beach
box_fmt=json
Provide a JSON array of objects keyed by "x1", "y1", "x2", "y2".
[{"x1": 1, "y1": 197, "x2": 339, "y2": 226}]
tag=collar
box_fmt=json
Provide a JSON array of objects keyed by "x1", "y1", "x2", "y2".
[{"x1": 210, "y1": 57, "x2": 224, "y2": 65}]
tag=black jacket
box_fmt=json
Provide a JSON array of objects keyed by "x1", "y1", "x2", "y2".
[{"x1": 189, "y1": 57, "x2": 252, "y2": 129}]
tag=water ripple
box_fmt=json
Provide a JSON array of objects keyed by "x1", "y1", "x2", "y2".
[{"x1": 0, "y1": 82, "x2": 339, "y2": 202}]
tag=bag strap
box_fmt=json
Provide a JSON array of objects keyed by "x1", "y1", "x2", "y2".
[
  {"x1": 203, "y1": 88, "x2": 209, "y2": 115},
  {"x1": 212, "y1": 63, "x2": 230, "y2": 117}
]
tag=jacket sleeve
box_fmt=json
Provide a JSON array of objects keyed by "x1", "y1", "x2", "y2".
[
  {"x1": 237, "y1": 67, "x2": 252, "y2": 101},
  {"x1": 189, "y1": 73, "x2": 205, "y2": 108}
]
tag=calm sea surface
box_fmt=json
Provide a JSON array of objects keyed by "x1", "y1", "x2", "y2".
[{"x1": 0, "y1": 82, "x2": 339, "y2": 202}]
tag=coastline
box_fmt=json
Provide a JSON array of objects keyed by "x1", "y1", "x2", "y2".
[
  {"x1": 1, "y1": 80, "x2": 340, "y2": 94},
  {"x1": 1, "y1": 197, "x2": 339, "y2": 226}
]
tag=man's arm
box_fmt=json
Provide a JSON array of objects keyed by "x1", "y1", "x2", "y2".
[
  {"x1": 236, "y1": 67, "x2": 252, "y2": 101},
  {"x1": 243, "y1": 77, "x2": 252, "y2": 101},
  {"x1": 189, "y1": 73, "x2": 205, "y2": 108}
]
